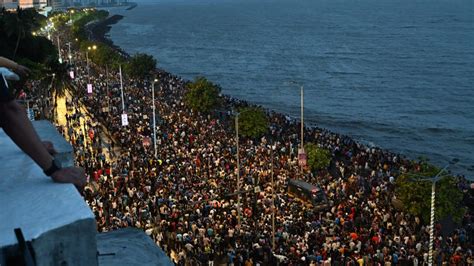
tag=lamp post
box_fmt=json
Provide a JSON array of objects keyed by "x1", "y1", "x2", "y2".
[
  {"x1": 69, "y1": 9, "x2": 75, "y2": 24},
  {"x1": 288, "y1": 81, "x2": 305, "y2": 175},
  {"x1": 119, "y1": 64, "x2": 125, "y2": 112},
  {"x1": 66, "y1": 42, "x2": 72, "y2": 64},
  {"x1": 57, "y1": 36, "x2": 62, "y2": 63},
  {"x1": 105, "y1": 64, "x2": 110, "y2": 111},
  {"x1": 271, "y1": 140, "x2": 276, "y2": 251},
  {"x1": 235, "y1": 113, "x2": 241, "y2": 227},
  {"x1": 86, "y1": 47, "x2": 90, "y2": 78},
  {"x1": 86, "y1": 45, "x2": 97, "y2": 79},
  {"x1": 409, "y1": 158, "x2": 459, "y2": 265},
  {"x1": 151, "y1": 78, "x2": 158, "y2": 158}
]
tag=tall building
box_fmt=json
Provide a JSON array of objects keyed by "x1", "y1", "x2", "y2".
[
  {"x1": 18, "y1": 0, "x2": 46, "y2": 8},
  {"x1": 1, "y1": 0, "x2": 19, "y2": 9},
  {"x1": 50, "y1": 0, "x2": 63, "y2": 9}
]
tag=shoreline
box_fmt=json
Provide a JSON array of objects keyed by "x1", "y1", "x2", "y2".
[
  {"x1": 89, "y1": 14, "x2": 130, "y2": 59},
  {"x1": 89, "y1": 14, "x2": 471, "y2": 178}
]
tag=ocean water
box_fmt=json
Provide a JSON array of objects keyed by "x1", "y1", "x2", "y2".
[{"x1": 107, "y1": 0, "x2": 474, "y2": 176}]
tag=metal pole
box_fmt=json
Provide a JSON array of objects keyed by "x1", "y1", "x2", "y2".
[
  {"x1": 119, "y1": 64, "x2": 125, "y2": 111},
  {"x1": 105, "y1": 64, "x2": 109, "y2": 110},
  {"x1": 86, "y1": 51, "x2": 89, "y2": 78},
  {"x1": 27, "y1": 99, "x2": 30, "y2": 119},
  {"x1": 57, "y1": 36, "x2": 62, "y2": 63},
  {"x1": 271, "y1": 142, "x2": 275, "y2": 251},
  {"x1": 236, "y1": 115, "x2": 241, "y2": 227},
  {"x1": 300, "y1": 85, "x2": 304, "y2": 174},
  {"x1": 67, "y1": 42, "x2": 72, "y2": 64},
  {"x1": 412, "y1": 163, "x2": 450, "y2": 266},
  {"x1": 429, "y1": 181, "x2": 435, "y2": 265},
  {"x1": 152, "y1": 81, "x2": 157, "y2": 158}
]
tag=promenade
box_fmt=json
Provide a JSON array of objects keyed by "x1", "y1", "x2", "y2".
[{"x1": 22, "y1": 16, "x2": 474, "y2": 265}]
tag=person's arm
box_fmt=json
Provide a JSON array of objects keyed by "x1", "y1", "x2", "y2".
[
  {"x1": 0, "y1": 100, "x2": 85, "y2": 189},
  {"x1": 0, "y1": 57, "x2": 30, "y2": 77}
]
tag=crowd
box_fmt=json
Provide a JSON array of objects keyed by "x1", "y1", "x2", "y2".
[{"x1": 22, "y1": 33, "x2": 474, "y2": 265}]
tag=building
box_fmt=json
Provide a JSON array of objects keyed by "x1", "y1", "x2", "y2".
[
  {"x1": 18, "y1": 0, "x2": 47, "y2": 8},
  {"x1": 0, "y1": 0, "x2": 47, "y2": 9},
  {"x1": 0, "y1": 0, "x2": 19, "y2": 9}
]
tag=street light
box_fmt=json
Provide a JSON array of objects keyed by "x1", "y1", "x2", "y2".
[
  {"x1": 57, "y1": 35, "x2": 63, "y2": 63},
  {"x1": 86, "y1": 47, "x2": 91, "y2": 77},
  {"x1": 66, "y1": 42, "x2": 72, "y2": 63},
  {"x1": 234, "y1": 111, "x2": 242, "y2": 227},
  {"x1": 287, "y1": 81, "x2": 305, "y2": 175},
  {"x1": 69, "y1": 9, "x2": 75, "y2": 24},
  {"x1": 151, "y1": 78, "x2": 159, "y2": 158},
  {"x1": 270, "y1": 140, "x2": 276, "y2": 251},
  {"x1": 408, "y1": 158, "x2": 459, "y2": 265},
  {"x1": 86, "y1": 45, "x2": 96, "y2": 78}
]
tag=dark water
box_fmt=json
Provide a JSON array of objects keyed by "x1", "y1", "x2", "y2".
[{"x1": 107, "y1": 0, "x2": 474, "y2": 176}]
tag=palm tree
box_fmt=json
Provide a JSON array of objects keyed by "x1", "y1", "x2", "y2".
[
  {"x1": 3, "y1": 8, "x2": 39, "y2": 59},
  {"x1": 41, "y1": 57, "x2": 73, "y2": 120}
]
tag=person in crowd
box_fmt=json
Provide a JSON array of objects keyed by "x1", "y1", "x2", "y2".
[{"x1": 33, "y1": 35, "x2": 474, "y2": 265}]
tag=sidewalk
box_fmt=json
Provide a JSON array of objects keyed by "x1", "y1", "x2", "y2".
[{"x1": 55, "y1": 91, "x2": 120, "y2": 163}]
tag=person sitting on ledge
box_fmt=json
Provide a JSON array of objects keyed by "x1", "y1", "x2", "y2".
[{"x1": 0, "y1": 56, "x2": 86, "y2": 190}]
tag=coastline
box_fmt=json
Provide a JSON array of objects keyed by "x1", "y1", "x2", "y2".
[
  {"x1": 89, "y1": 15, "x2": 471, "y2": 178},
  {"x1": 89, "y1": 14, "x2": 130, "y2": 58}
]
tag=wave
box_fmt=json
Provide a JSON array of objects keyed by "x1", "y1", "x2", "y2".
[
  {"x1": 400, "y1": 25, "x2": 417, "y2": 29},
  {"x1": 424, "y1": 127, "x2": 459, "y2": 134},
  {"x1": 326, "y1": 71, "x2": 362, "y2": 75}
]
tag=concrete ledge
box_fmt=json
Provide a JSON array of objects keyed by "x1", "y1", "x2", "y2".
[
  {"x1": 32, "y1": 219, "x2": 97, "y2": 266},
  {"x1": 0, "y1": 121, "x2": 97, "y2": 266},
  {"x1": 97, "y1": 228, "x2": 173, "y2": 266},
  {"x1": 33, "y1": 120, "x2": 75, "y2": 167}
]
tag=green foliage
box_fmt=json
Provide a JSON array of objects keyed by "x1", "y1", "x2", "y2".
[
  {"x1": 18, "y1": 35, "x2": 57, "y2": 63},
  {"x1": 237, "y1": 107, "x2": 268, "y2": 138},
  {"x1": 71, "y1": 9, "x2": 108, "y2": 42},
  {"x1": 395, "y1": 161, "x2": 466, "y2": 224},
  {"x1": 124, "y1": 53, "x2": 156, "y2": 79},
  {"x1": 184, "y1": 77, "x2": 221, "y2": 113},
  {"x1": 49, "y1": 13, "x2": 69, "y2": 30},
  {"x1": 0, "y1": 8, "x2": 46, "y2": 60},
  {"x1": 41, "y1": 56, "x2": 73, "y2": 98},
  {"x1": 305, "y1": 143, "x2": 331, "y2": 171},
  {"x1": 79, "y1": 41, "x2": 125, "y2": 68}
]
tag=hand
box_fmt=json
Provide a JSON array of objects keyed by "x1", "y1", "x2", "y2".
[
  {"x1": 51, "y1": 167, "x2": 86, "y2": 192},
  {"x1": 42, "y1": 141, "x2": 57, "y2": 155},
  {"x1": 13, "y1": 64, "x2": 31, "y2": 77}
]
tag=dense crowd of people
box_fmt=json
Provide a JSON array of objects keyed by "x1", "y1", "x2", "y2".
[{"x1": 23, "y1": 33, "x2": 474, "y2": 265}]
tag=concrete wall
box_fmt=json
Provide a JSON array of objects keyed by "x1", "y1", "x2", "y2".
[
  {"x1": 97, "y1": 228, "x2": 173, "y2": 266},
  {"x1": 0, "y1": 121, "x2": 98, "y2": 266},
  {"x1": 0, "y1": 120, "x2": 172, "y2": 265}
]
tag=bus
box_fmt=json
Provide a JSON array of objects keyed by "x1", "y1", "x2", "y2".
[{"x1": 287, "y1": 179, "x2": 330, "y2": 211}]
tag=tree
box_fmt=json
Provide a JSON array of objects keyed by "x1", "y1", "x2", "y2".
[
  {"x1": 305, "y1": 143, "x2": 331, "y2": 171},
  {"x1": 41, "y1": 56, "x2": 73, "y2": 104},
  {"x1": 395, "y1": 161, "x2": 466, "y2": 224},
  {"x1": 1, "y1": 8, "x2": 42, "y2": 59},
  {"x1": 89, "y1": 43, "x2": 125, "y2": 68},
  {"x1": 124, "y1": 53, "x2": 156, "y2": 79},
  {"x1": 4, "y1": 8, "x2": 40, "y2": 59},
  {"x1": 237, "y1": 107, "x2": 268, "y2": 138},
  {"x1": 71, "y1": 9, "x2": 108, "y2": 42},
  {"x1": 184, "y1": 77, "x2": 221, "y2": 113}
]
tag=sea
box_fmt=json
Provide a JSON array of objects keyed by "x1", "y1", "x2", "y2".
[{"x1": 105, "y1": 0, "x2": 474, "y2": 176}]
